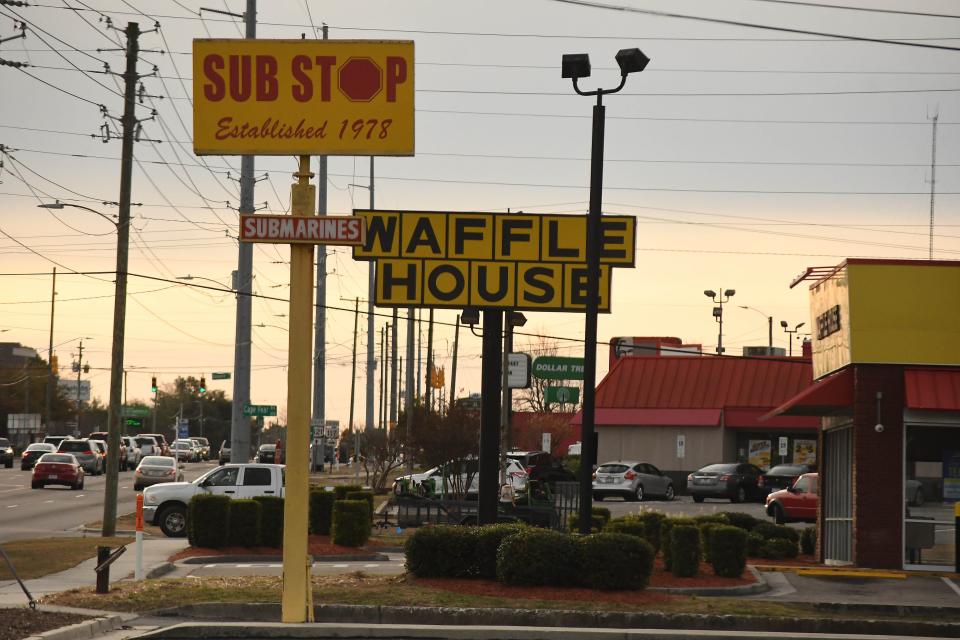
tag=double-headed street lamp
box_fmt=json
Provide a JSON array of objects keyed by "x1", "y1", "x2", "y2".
[
  {"x1": 781, "y1": 321, "x2": 806, "y2": 357},
  {"x1": 704, "y1": 289, "x2": 736, "y2": 355},
  {"x1": 562, "y1": 47, "x2": 649, "y2": 536}
]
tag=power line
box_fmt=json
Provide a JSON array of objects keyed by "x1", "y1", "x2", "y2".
[{"x1": 740, "y1": 0, "x2": 960, "y2": 20}]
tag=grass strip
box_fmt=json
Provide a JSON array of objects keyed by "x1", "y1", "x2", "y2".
[{"x1": 0, "y1": 537, "x2": 134, "y2": 581}]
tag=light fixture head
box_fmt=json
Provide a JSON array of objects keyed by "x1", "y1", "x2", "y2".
[
  {"x1": 796, "y1": 322, "x2": 806, "y2": 329},
  {"x1": 561, "y1": 53, "x2": 591, "y2": 79},
  {"x1": 615, "y1": 48, "x2": 649, "y2": 75},
  {"x1": 704, "y1": 290, "x2": 716, "y2": 298},
  {"x1": 724, "y1": 289, "x2": 736, "y2": 297},
  {"x1": 780, "y1": 320, "x2": 789, "y2": 328},
  {"x1": 460, "y1": 308, "x2": 480, "y2": 326},
  {"x1": 507, "y1": 311, "x2": 527, "y2": 328},
  {"x1": 37, "y1": 201, "x2": 65, "y2": 210}
]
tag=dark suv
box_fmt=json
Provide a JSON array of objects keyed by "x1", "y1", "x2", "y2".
[{"x1": 506, "y1": 450, "x2": 575, "y2": 487}]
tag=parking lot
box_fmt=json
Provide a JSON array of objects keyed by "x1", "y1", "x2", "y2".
[{"x1": 593, "y1": 493, "x2": 777, "y2": 523}]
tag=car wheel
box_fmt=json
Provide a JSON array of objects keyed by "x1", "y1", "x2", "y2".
[
  {"x1": 732, "y1": 486, "x2": 746, "y2": 503},
  {"x1": 71, "y1": 479, "x2": 80, "y2": 490},
  {"x1": 913, "y1": 487, "x2": 925, "y2": 506},
  {"x1": 592, "y1": 492, "x2": 604, "y2": 502},
  {"x1": 31, "y1": 481, "x2": 41, "y2": 489},
  {"x1": 78, "y1": 476, "x2": 84, "y2": 490},
  {"x1": 773, "y1": 502, "x2": 786, "y2": 525},
  {"x1": 158, "y1": 504, "x2": 188, "y2": 538},
  {"x1": 693, "y1": 495, "x2": 705, "y2": 503},
  {"x1": 664, "y1": 484, "x2": 675, "y2": 501},
  {"x1": 634, "y1": 485, "x2": 645, "y2": 502},
  {"x1": 219, "y1": 459, "x2": 225, "y2": 466}
]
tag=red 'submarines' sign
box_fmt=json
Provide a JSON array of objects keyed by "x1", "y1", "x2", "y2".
[{"x1": 240, "y1": 214, "x2": 365, "y2": 245}]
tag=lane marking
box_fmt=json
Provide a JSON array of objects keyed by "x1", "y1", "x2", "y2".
[
  {"x1": 6, "y1": 504, "x2": 18, "y2": 508},
  {"x1": 236, "y1": 564, "x2": 252, "y2": 568},
  {"x1": 44, "y1": 500, "x2": 53, "y2": 504},
  {"x1": 363, "y1": 564, "x2": 380, "y2": 568},
  {"x1": 74, "y1": 494, "x2": 85, "y2": 498},
  {"x1": 268, "y1": 564, "x2": 281, "y2": 568},
  {"x1": 204, "y1": 564, "x2": 215, "y2": 569},
  {"x1": 332, "y1": 564, "x2": 349, "y2": 568},
  {"x1": 943, "y1": 577, "x2": 960, "y2": 599}
]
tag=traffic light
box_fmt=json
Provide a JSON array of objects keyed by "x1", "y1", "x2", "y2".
[
  {"x1": 151, "y1": 376, "x2": 157, "y2": 393},
  {"x1": 199, "y1": 377, "x2": 206, "y2": 394}
]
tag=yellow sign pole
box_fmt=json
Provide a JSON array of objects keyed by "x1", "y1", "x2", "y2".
[{"x1": 282, "y1": 155, "x2": 315, "y2": 623}]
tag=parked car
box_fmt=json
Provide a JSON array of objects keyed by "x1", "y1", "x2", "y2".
[
  {"x1": 758, "y1": 463, "x2": 816, "y2": 495},
  {"x1": 121, "y1": 436, "x2": 142, "y2": 469},
  {"x1": 171, "y1": 440, "x2": 196, "y2": 462},
  {"x1": 88, "y1": 432, "x2": 129, "y2": 471},
  {"x1": 190, "y1": 437, "x2": 211, "y2": 461},
  {"x1": 687, "y1": 462, "x2": 764, "y2": 503},
  {"x1": 144, "y1": 463, "x2": 285, "y2": 537},
  {"x1": 506, "y1": 450, "x2": 576, "y2": 487},
  {"x1": 592, "y1": 460, "x2": 675, "y2": 502},
  {"x1": 256, "y1": 444, "x2": 277, "y2": 463},
  {"x1": 57, "y1": 439, "x2": 104, "y2": 475},
  {"x1": 218, "y1": 440, "x2": 231, "y2": 465},
  {"x1": 766, "y1": 472, "x2": 819, "y2": 524},
  {"x1": 135, "y1": 436, "x2": 161, "y2": 457},
  {"x1": 20, "y1": 443, "x2": 57, "y2": 470},
  {"x1": 133, "y1": 455, "x2": 185, "y2": 492},
  {"x1": 43, "y1": 435, "x2": 73, "y2": 449},
  {"x1": 139, "y1": 433, "x2": 171, "y2": 457},
  {"x1": 393, "y1": 457, "x2": 528, "y2": 498},
  {"x1": 0, "y1": 438, "x2": 13, "y2": 468},
  {"x1": 31, "y1": 453, "x2": 85, "y2": 490}
]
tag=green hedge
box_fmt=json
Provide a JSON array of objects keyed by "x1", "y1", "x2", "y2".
[
  {"x1": 189, "y1": 494, "x2": 231, "y2": 549},
  {"x1": 309, "y1": 489, "x2": 336, "y2": 535},
  {"x1": 754, "y1": 522, "x2": 800, "y2": 544},
  {"x1": 568, "y1": 512, "x2": 606, "y2": 533},
  {"x1": 604, "y1": 513, "x2": 665, "y2": 553},
  {"x1": 579, "y1": 533, "x2": 654, "y2": 591},
  {"x1": 762, "y1": 538, "x2": 799, "y2": 560},
  {"x1": 332, "y1": 499, "x2": 371, "y2": 547},
  {"x1": 800, "y1": 526, "x2": 816, "y2": 556},
  {"x1": 693, "y1": 514, "x2": 729, "y2": 527},
  {"x1": 334, "y1": 484, "x2": 364, "y2": 500},
  {"x1": 747, "y1": 532, "x2": 765, "y2": 557},
  {"x1": 346, "y1": 490, "x2": 375, "y2": 524},
  {"x1": 670, "y1": 525, "x2": 701, "y2": 578},
  {"x1": 474, "y1": 523, "x2": 525, "y2": 579},
  {"x1": 719, "y1": 511, "x2": 758, "y2": 531},
  {"x1": 405, "y1": 525, "x2": 477, "y2": 578},
  {"x1": 227, "y1": 499, "x2": 261, "y2": 548},
  {"x1": 253, "y1": 496, "x2": 284, "y2": 548},
  {"x1": 709, "y1": 525, "x2": 747, "y2": 578},
  {"x1": 497, "y1": 528, "x2": 580, "y2": 587},
  {"x1": 660, "y1": 517, "x2": 695, "y2": 570},
  {"x1": 699, "y1": 523, "x2": 723, "y2": 564}
]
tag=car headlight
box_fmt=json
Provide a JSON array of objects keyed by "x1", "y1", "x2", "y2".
[{"x1": 144, "y1": 493, "x2": 159, "y2": 504}]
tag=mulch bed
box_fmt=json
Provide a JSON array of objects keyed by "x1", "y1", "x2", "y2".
[
  {"x1": 169, "y1": 535, "x2": 386, "y2": 561},
  {"x1": 0, "y1": 608, "x2": 89, "y2": 640},
  {"x1": 415, "y1": 577, "x2": 681, "y2": 604}
]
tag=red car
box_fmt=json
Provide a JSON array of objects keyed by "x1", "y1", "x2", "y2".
[
  {"x1": 31, "y1": 453, "x2": 85, "y2": 490},
  {"x1": 765, "y1": 472, "x2": 818, "y2": 524}
]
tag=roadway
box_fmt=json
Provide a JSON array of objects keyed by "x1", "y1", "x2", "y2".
[{"x1": 0, "y1": 459, "x2": 218, "y2": 543}]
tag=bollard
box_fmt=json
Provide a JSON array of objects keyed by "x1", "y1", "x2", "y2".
[
  {"x1": 96, "y1": 546, "x2": 110, "y2": 594},
  {"x1": 135, "y1": 493, "x2": 144, "y2": 580}
]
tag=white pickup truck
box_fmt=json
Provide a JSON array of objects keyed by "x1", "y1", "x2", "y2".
[{"x1": 143, "y1": 463, "x2": 285, "y2": 537}]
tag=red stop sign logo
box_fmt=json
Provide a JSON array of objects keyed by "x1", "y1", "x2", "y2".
[{"x1": 338, "y1": 57, "x2": 382, "y2": 102}]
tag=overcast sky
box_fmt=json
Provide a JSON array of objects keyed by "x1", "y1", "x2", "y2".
[{"x1": 1, "y1": 0, "x2": 957, "y2": 429}]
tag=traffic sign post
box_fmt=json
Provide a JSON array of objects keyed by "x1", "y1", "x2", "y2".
[
  {"x1": 243, "y1": 404, "x2": 278, "y2": 417},
  {"x1": 211, "y1": 372, "x2": 231, "y2": 380}
]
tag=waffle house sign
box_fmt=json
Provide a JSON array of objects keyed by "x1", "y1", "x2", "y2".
[{"x1": 353, "y1": 210, "x2": 636, "y2": 312}]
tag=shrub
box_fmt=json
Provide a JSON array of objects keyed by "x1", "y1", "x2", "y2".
[
  {"x1": 309, "y1": 489, "x2": 336, "y2": 535},
  {"x1": 579, "y1": 533, "x2": 655, "y2": 591},
  {"x1": 569, "y1": 509, "x2": 606, "y2": 533},
  {"x1": 661, "y1": 517, "x2": 695, "y2": 570},
  {"x1": 593, "y1": 506, "x2": 612, "y2": 526},
  {"x1": 709, "y1": 525, "x2": 747, "y2": 578},
  {"x1": 497, "y1": 529, "x2": 580, "y2": 587},
  {"x1": 761, "y1": 538, "x2": 799, "y2": 560},
  {"x1": 699, "y1": 523, "x2": 722, "y2": 563},
  {"x1": 253, "y1": 496, "x2": 284, "y2": 548},
  {"x1": 746, "y1": 532, "x2": 765, "y2": 557},
  {"x1": 405, "y1": 525, "x2": 477, "y2": 578},
  {"x1": 346, "y1": 490, "x2": 375, "y2": 523},
  {"x1": 189, "y1": 494, "x2": 231, "y2": 549},
  {"x1": 753, "y1": 522, "x2": 800, "y2": 544},
  {"x1": 334, "y1": 484, "x2": 364, "y2": 500},
  {"x1": 800, "y1": 526, "x2": 817, "y2": 556},
  {"x1": 693, "y1": 514, "x2": 729, "y2": 527},
  {"x1": 719, "y1": 511, "x2": 758, "y2": 531},
  {"x1": 670, "y1": 525, "x2": 701, "y2": 578},
  {"x1": 332, "y1": 499, "x2": 371, "y2": 547},
  {"x1": 606, "y1": 513, "x2": 664, "y2": 551},
  {"x1": 227, "y1": 499, "x2": 261, "y2": 548},
  {"x1": 475, "y1": 523, "x2": 525, "y2": 579},
  {"x1": 565, "y1": 455, "x2": 581, "y2": 478}
]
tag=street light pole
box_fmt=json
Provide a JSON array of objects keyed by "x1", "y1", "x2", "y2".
[
  {"x1": 780, "y1": 321, "x2": 806, "y2": 357},
  {"x1": 562, "y1": 47, "x2": 649, "y2": 536},
  {"x1": 704, "y1": 289, "x2": 736, "y2": 355},
  {"x1": 739, "y1": 305, "x2": 773, "y2": 349}
]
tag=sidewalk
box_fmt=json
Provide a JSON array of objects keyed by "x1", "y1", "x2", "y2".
[{"x1": 0, "y1": 536, "x2": 188, "y2": 607}]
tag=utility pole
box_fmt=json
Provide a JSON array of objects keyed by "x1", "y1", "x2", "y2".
[
  {"x1": 379, "y1": 324, "x2": 386, "y2": 429},
  {"x1": 405, "y1": 307, "x2": 415, "y2": 472},
  {"x1": 390, "y1": 309, "x2": 398, "y2": 425},
  {"x1": 425, "y1": 310, "x2": 434, "y2": 411},
  {"x1": 365, "y1": 157, "x2": 375, "y2": 431},
  {"x1": 449, "y1": 314, "x2": 459, "y2": 411},
  {"x1": 928, "y1": 112, "x2": 939, "y2": 259},
  {"x1": 312, "y1": 22, "x2": 328, "y2": 448},
  {"x1": 416, "y1": 310, "x2": 422, "y2": 402},
  {"x1": 230, "y1": 0, "x2": 256, "y2": 465},
  {"x1": 45, "y1": 268, "x2": 56, "y2": 430},
  {"x1": 348, "y1": 296, "x2": 359, "y2": 440},
  {"x1": 102, "y1": 21, "x2": 141, "y2": 538},
  {"x1": 75, "y1": 339, "x2": 85, "y2": 437}
]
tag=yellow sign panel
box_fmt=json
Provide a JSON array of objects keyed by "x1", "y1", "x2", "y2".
[
  {"x1": 810, "y1": 260, "x2": 960, "y2": 378},
  {"x1": 193, "y1": 39, "x2": 414, "y2": 156}
]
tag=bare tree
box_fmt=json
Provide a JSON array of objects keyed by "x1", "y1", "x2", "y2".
[
  {"x1": 359, "y1": 428, "x2": 406, "y2": 492},
  {"x1": 514, "y1": 331, "x2": 582, "y2": 414}
]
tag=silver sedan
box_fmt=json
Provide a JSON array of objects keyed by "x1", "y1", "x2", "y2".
[{"x1": 592, "y1": 461, "x2": 675, "y2": 502}]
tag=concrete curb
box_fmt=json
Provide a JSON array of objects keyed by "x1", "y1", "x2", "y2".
[
  {"x1": 146, "y1": 562, "x2": 176, "y2": 579},
  {"x1": 178, "y1": 553, "x2": 389, "y2": 565},
  {"x1": 24, "y1": 609, "x2": 135, "y2": 640},
  {"x1": 649, "y1": 566, "x2": 768, "y2": 596},
  {"x1": 143, "y1": 603, "x2": 960, "y2": 638}
]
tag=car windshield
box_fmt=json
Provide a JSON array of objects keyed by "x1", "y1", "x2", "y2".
[
  {"x1": 698, "y1": 463, "x2": 737, "y2": 474},
  {"x1": 260, "y1": 445, "x2": 276, "y2": 451},
  {"x1": 141, "y1": 456, "x2": 174, "y2": 467},
  {"x1": 767, "y1": 465, "x2": 807, "y2": 476},
  {"x1": 136, "y1": 438, "x2": 157, "y2": 446},
  {"x1": 59, "y1": 441, "x2": 90, "y2": 452},
  {"x1": 597, "y1": 464, "x2": 630, "y2": 474},
  {"x1": 40, "y1": 454, "x2": 74, "y2": 464},
  {"x1": 26, "y1": 444, "x2": 54, "y2": 451},
  {"x1": 0, "y1": 439, "x2": 10, "y2": 447}
]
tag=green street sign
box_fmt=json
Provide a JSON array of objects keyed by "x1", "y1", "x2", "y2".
[
  {"x1": 532, "y1": 356, "x2": 585, "y2": 380},
  {"x1": 212, "y1": 372, "x2": 231, "y2": 380},
  {"x1": 243, "y1": 404, "x2": 277, "y2": 417},
  {"x1": 124, "y1": 416, "x2": 144, "y2": 429},
  {"x1": 122, "y1": 405, "x2": 151, "y2": 418},
  {"x1": 545, "y1": 386, "x2": 580, "y2": 405}
]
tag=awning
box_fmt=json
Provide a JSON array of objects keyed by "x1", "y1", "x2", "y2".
[
  {"x1": 724, "y1": 408, "x2": 819, "y2": 430},
  {"x1": 762, "y1": 367, "x2": 853, "y2": 420},
  {"x1": 572, "y1": 408, "x2": 721, "y2": 427},
  {"x1": 905, "y1": 368, "x2": 960, "y2": 411}
]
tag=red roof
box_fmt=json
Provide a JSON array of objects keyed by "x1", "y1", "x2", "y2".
[
  {"x1": 905, "y1": 367, "x2": 960, "y2": 411},
  {"x1": 596, "y1": 356, "x2": 814, "y2": 409}
]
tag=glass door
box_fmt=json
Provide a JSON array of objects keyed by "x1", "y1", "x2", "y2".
[{"x1": 904, "y1": 422, "x2": 958, "y2": 571}]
